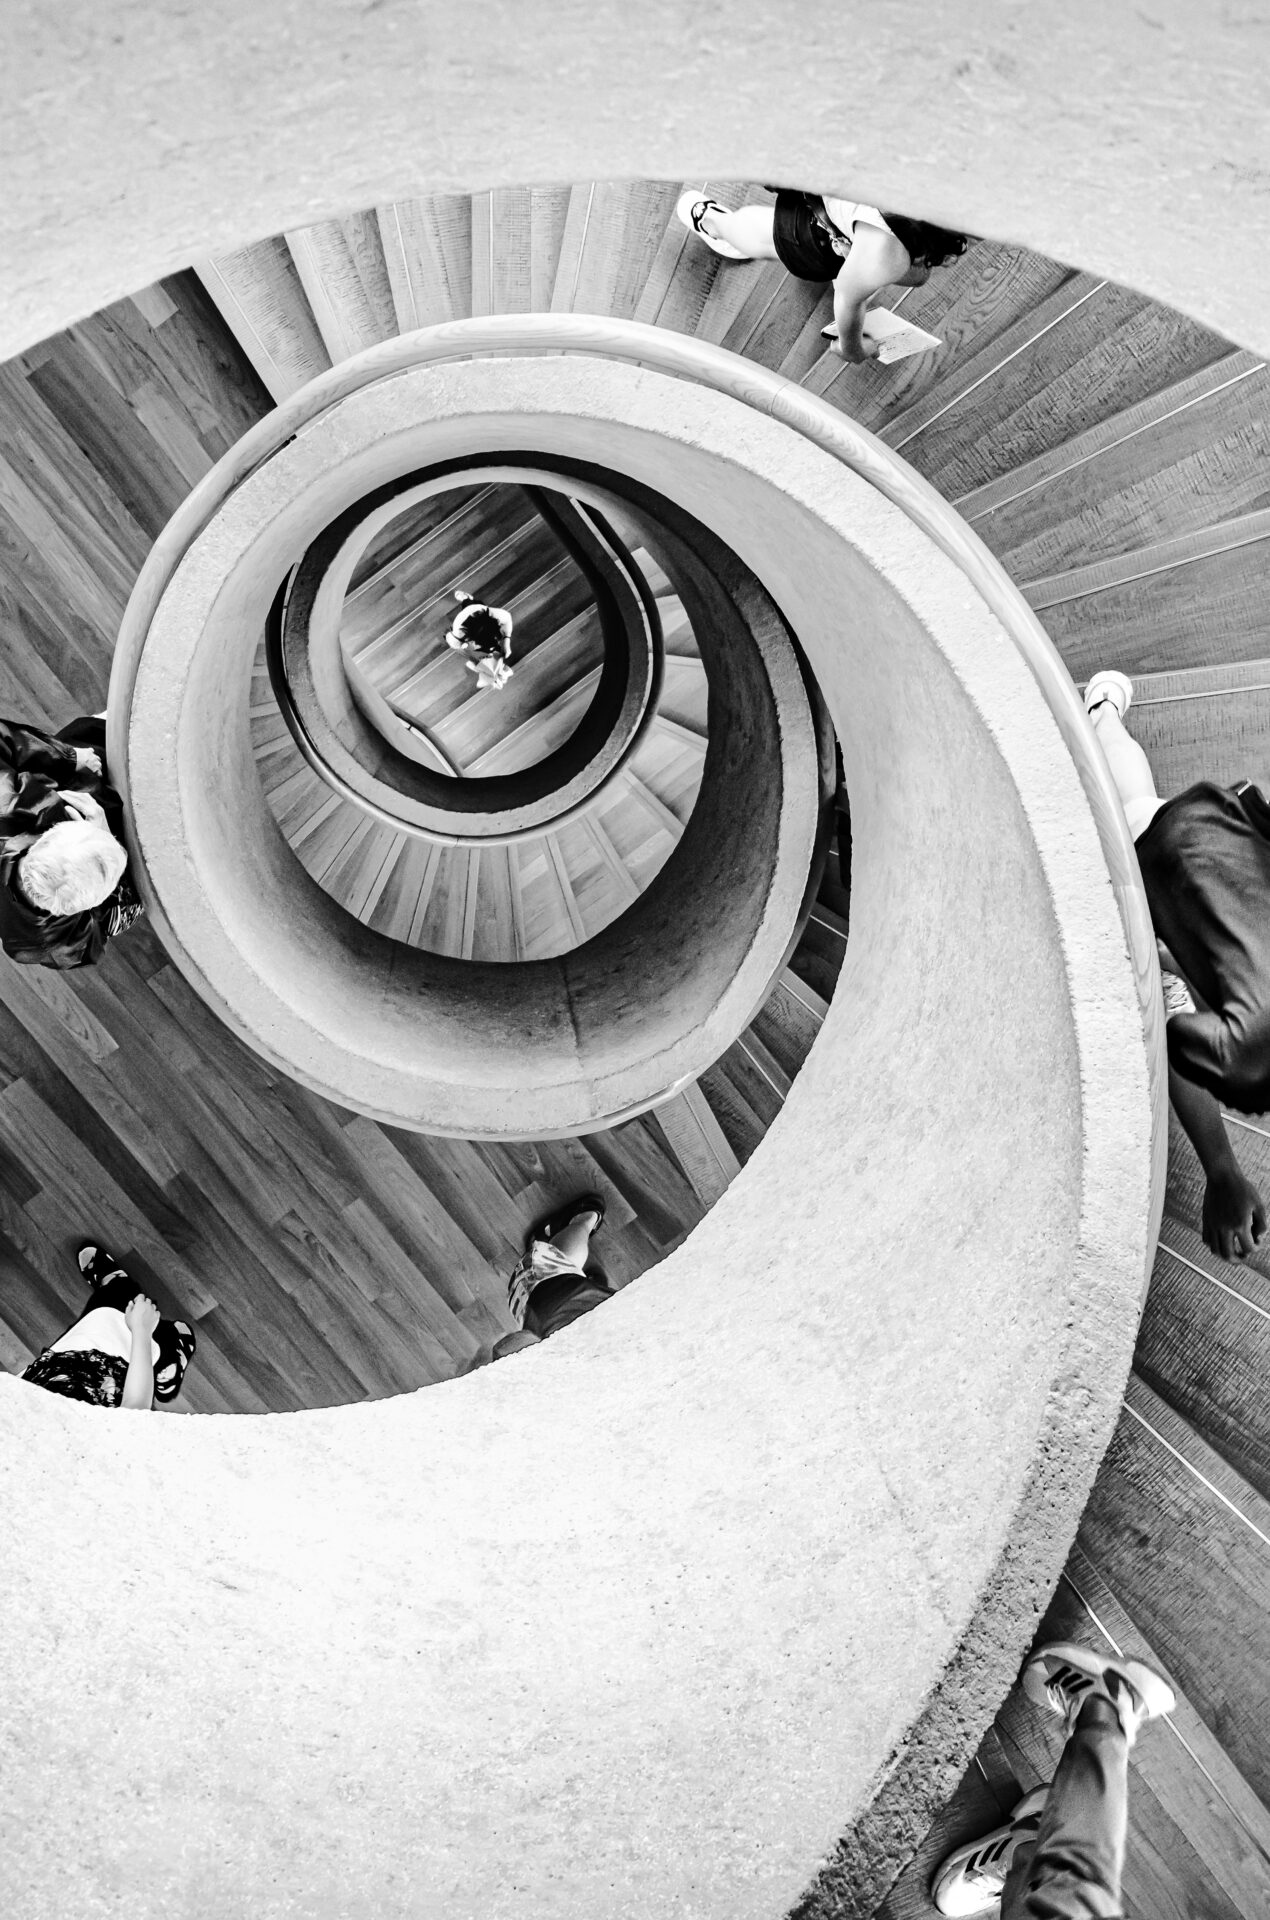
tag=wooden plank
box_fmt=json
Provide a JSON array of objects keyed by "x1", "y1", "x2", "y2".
[
  {"x1": 285, "y1": 214, "x2": 398, "y2": 364},
  {"x1": 958, "y1": 351, "x2": 1266, "y2": 543},
  {"x1": 1023, "y1": 505, "x2": 1270, "y2": 609},
  {"x1": 1061, "y1": 1545, "x2": 1270, "y2": 1917},
  {"x1": 652, "y1": 1087, "x2": 739, "y2": 1209},
  {"x1": 1078, "y1": 1374, "x2": 1270, "y2": 1808},
  {"x1": 195, "y1": 240, "x2": 332, "y2": 400},
  {"x1": 377, "y1": 195, "x2": 473, "y2": 331},
  {"x1": 1036, "y1": 535, "x2": 1270, "y2": 679},
  {"x1": 489, "y1": 187, "x2": 534, "y2": 315},
  {"x1": 897, "y1": 285, "x2": 1233, "y2": 500}
]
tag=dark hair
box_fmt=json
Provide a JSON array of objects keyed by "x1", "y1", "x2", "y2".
[
  {"x1": 457, "y1": 607, "x2": 507, "y2": 653},
  {"x1": 880, "y1": 213, "x2": 970, "y2": 270}
]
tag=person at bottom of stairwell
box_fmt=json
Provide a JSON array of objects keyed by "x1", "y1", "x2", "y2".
[
  {"x1": 492, "y1": 1195, "x2": 614, "y2": 1359},
  {"x1": 933, "y1": 1641, "x2": 1175, "y2": 1918},
  {"x1": 676, "y1": 187, "x2": 966, "y2": 363},
  {"x1": 20, "y1": 1243, "x2": 196, "y2": 1410},
  {"x1": 1085, "y1": 669, "x2": 1269, "y2": 1258},
  {"x1": 445, "y1": 591, "x2": 515, "y2": 692}
]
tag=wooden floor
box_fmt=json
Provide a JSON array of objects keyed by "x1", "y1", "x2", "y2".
[{"x1": 4, "y1": 186, "x2": 1270, "y2": 1916}]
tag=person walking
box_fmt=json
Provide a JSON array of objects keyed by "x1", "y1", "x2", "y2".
[{"x1": 20, "y1": 1242, "x2": 196, "y2": 1410}]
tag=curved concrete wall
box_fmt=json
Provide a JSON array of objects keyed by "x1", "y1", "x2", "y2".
[
  {"x1": 0, "y1": 5, "x2": 1205, "y2": 1912},
  {"x1": 6, "y1": 352, "x2": 1157, "y2": 1914}
]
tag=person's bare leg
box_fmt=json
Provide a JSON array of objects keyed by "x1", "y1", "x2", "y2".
[
  {"x1": 551, "y1": 1208, "x2": 601, "y2": 1267},
  {"x1": 697, "y1": 203, "x2": 780, "y2": 259},
  {"x1": 1088, "y1": 702, "x2": 1163, "y2": 840}
]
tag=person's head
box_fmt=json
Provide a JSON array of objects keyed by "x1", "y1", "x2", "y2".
[
  {"x1": 453, "y1": 606, "x2": 511, "y2": 655},
  {"x1": 16, "y1": 820, "x2": 127, "y2": 916}
]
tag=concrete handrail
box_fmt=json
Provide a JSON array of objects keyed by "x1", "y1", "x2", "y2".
[
  {"x1": 15, "y1": 320, "x2": 1166, "y2": 1920},
  {"x1": 108, "y1": 314, "x2": 1166, "y2": 1195},
  {"x1": 273, "y1": 468, "x2": 665, "y2": 843}
]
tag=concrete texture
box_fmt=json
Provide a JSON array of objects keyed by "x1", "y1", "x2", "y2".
[
  {"x1": 0, "y1": 4, "x2": 1268, "y2": 362},
  {"x1": 3, "y1": 326, "x2": 1160, "y2": 1915}
]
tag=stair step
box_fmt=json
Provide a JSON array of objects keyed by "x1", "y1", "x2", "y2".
[
  {"x1": 1138, "y1": 1213, "x2": 1270, "y2": 1506},
  {"x1": 194, "y1": 239, "x2": 332, "y2": 400},
  {"x1": 958, "y1": 350, "x2": 1268, "y2": 566},
  {"x1": 285, "y1": 213, "x2": 398, "y2": 364},
  {"x1": 377, "y1": 193, "x2": 473, "y2": 330},
  {"x1": 1077, "y1": 1373, "x2": 1270, "y2": 1812},
  {"x1": 652, "y1": 1083, "x2": 741, "y2": 1209}
]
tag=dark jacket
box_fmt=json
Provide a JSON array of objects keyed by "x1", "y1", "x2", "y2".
[{"x1": 0, "y1": 716, "x2": 138, "y2": 970}]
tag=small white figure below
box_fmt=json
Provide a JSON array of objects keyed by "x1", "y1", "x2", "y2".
[{"x1": 445, "y1": 590, "x2": 515, "y2": 692}]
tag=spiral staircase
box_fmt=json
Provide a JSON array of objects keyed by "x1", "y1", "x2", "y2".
[{"x1": 1, "y1": 173, "x2": 1268, "y2": 1920}]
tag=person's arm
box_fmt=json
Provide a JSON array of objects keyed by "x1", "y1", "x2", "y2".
[
  {"x1": 0, "y1": 719, "x2": 80, "y2": 783},
  {"x1": 829, "y1": 225, "x2": 913, "y2": 363},
  {"x1": 120, "y1": 1293, "x2": 160, "y2": 1409},
  {"x1": 1169, "y1": 1065, "x2": 1267, "y2": 1261}
]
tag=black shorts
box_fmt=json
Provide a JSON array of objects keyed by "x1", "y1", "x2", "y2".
[
  {"x1": 771, "y1": 192, "x2": 842, "y2": 282},
  {"x1": 523, "y1": 1271, "x2": 614, "y2": 1341},
  {"x1": 1137, "y1": 780, "x2": 1270, "y2": 1112}
]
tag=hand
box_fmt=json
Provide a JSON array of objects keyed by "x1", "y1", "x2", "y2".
[
  {"x1": 1202, "y1": 1165, "x2": 1267, "y2": 1262},
  {"x1": 57, "y1": 788, "x2": 107, "y2": 825},
  {"x1": 830, "y1": 333, "x2": 882, "y2": 365},
  {"x1": 124, "y1": 1293, "x2": 160, "y2": 1338},
  {"x1": 74, "y1": 747, "x2": 103, "y2": 777}
]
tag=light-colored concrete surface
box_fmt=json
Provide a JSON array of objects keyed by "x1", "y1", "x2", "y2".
[
  {"x1": 4, "y1": 335, "x2": 1159, "y2": 1917},
  {"x1": 0, "y1": 3, "x2": 1267, "y2": 360}
]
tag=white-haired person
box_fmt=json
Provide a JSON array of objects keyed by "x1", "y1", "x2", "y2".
[
  {"x1": 676, "y1": 187, "x2": 967, "y2": 364},
  {"x1": 1084, "y1": 669, "x2": 1269, "y2": 1262},
  {"x1": 20, "y1": 1241, "x2": 195, "y2": 1411},
  {"x1": 0, "y1": 712, "x2": 143, "y2": 969},
  {"x1": 932, "y1": 1642, "x2": 1174, "y2": 1916},
  {"x1": 444, "y1": 589, "x2": 515, "y2": 692}
]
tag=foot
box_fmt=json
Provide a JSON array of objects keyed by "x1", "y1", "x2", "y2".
[
  {"x1": 77, "y1": 1242, "x2": 127, "y2": 1292},
  {"x1": 931, "y1": 1786, "x2": 1049, "y2": 1916},
  {"x1": 674, "y1": 191, "x2": 748, "y2": 259},
  {"x1": 1083, "y1": 670, "x2": 1133, "y2": 720},
  {"x1": 1022, "y1": 1642, "x2": 1175, "y2": 1747}
]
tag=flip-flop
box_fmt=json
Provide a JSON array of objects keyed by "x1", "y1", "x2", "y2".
[
  {"x1": 76, "y1": 1241, "x2": 128, "y2": 1292},
  {"x1": 675, "y1": 191, "x2": 748, "y2": 260},
  {"x1": 154, "y1": 1320, "x2": 197, "y2": 1404}
]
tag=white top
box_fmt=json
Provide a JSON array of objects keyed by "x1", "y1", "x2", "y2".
[
  {"x1": 50, "y1": 1304, "x2": 159, "y2": 1365},
  {"x1": 819, "y1": 198, "x2": 894, "y2": 244}
]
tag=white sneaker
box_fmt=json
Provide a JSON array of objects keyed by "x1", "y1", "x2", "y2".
[
  {"x1": 1161, "y1": 971, "x2": 1196, "y2": 1020},
  {"x1": 1083, "y1": 670, "x2": 1133, "y2": 719},
  {"x1": 931, "y1": 1786, "x2": 1049, "y2": 1916},
  {"x1": 1022, "y1": 1642, "x2": 1174, "y2": 1748}
]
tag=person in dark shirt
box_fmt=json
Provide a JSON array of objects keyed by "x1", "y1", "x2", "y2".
[
  {"x1": 493, "y1": 1195, "x2": 613, "y2": 1358},
  {"x1": 676, "y1": 187, "x2": 967, "y2": 363},
  {"x1": 0, "y1": 714, "x2": 142, "y2": 969},
  {"x1": 1085, "y1": 670, "x2": 1269, "y2": 1259}
]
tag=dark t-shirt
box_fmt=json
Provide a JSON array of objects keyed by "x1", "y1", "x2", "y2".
[
  {"x1": 1136, "y1": 780, "x2": 1270, "y2": 1112},
  {"x1": 522, "y1": 1272, "x2": 615, "y2": 1341}
]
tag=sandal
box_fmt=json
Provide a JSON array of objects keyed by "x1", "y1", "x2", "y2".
[
  {"x1": 154, "y1": 1320, "x2": 196, "y2": 1404},
  {"x1": 77, "y1": 1241, "x2": 128, "y2": 1292},
  {"x1": 675, "y1": 191, "x2": 749, "y2": 260}
]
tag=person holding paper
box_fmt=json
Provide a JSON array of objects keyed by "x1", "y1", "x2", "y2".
[{"x1": 676, "y1": 189, "x2": 966, "y2": 363}]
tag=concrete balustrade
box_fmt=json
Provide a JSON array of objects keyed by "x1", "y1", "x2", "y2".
[
  {"x1": 1, "y1": 314, "x2": 1165, "y2": 1919},
  {"x1": 278, "y1": 468, "x2": 666, "y2": 839}
]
